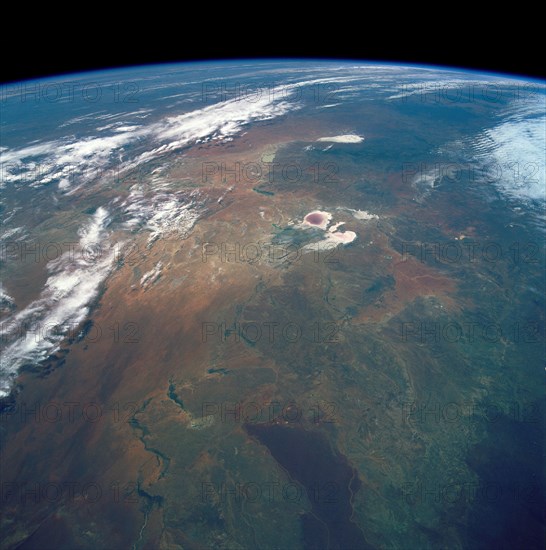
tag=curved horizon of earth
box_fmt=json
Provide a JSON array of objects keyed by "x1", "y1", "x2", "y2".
[{"x1": 1, "y1": 60, "x2": 545, "y2": 549}]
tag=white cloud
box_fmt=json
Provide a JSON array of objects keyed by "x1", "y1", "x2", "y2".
[{"x1": 0, "y1": 207, "x2": 115, "y2": 397}]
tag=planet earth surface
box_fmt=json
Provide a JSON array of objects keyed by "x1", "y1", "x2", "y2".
[{"x1": 0, "y1": 60, "x2": 545, "y2": 549}]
